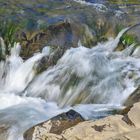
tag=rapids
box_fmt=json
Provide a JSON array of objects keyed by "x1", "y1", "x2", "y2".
[{"x1": 0, "y1": 28, "x2": 140, "y2": 140}]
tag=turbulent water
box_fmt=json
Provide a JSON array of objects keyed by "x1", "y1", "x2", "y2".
[
  {"x1": 0, "y1": 28, "x2": 140, "y2": 140},
  {"x1": 73, "y1": 0, "x2": 124, "y2": 16},
  {"x1": 74, "y1": 0, "x2": 108, "y2": 12}
]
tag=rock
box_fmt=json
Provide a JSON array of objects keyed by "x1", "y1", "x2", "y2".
[
  {"x1": 132, "y1": 46, "x2": 140, "y2": 58},
  {"x1": 0, "y1": 125, "x2": 9, "y2": 140},
  {"x1": 118, "y1": 105, "x2": 132, "y2": 115},
  {"x1": 32, "y1": 46, "x2": 67, "y2": 74},
  {"x1": 61, "y1": 115, "x2": 135, "y2": 140},
  {"x1": 1, "y1": 0, "x2": 140, "y2": 59},
  {"x1": 24, "y1": 102, "x2": 140, "y2": 140},
  {"x1": 20, "y1": 21, "x2": 86, "y2": 58},
  {"x1": 109, "y1": 129, "x2": 140, "y2": 140},
  {"x1": 124, "y1": 86, "x2": 140, "y2": 106},
  {"x1": 0, "y1": 38, "x2": 6, "y2": 60},
  {"x1": 127, "y1": 102, "x2": 140, "y2": 127},
  {"x1": 24, "y1": 110, "x2": 84, "y2": 140},
  {"x1": 61, "y1": 102, "x2": 140, "y2": 140}
]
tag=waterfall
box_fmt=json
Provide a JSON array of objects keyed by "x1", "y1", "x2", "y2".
[{"x1": 0, "y1": 28, "x2": 140, "y2": 140}]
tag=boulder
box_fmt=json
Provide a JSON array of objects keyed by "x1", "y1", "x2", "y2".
[
  {"x1": 19, "y1": 19, "x2": 96, "y2": 61},
  {"x1": 24, "y1": 110, "x2": 84, "y2": 140},
  {"x1": 24, "y1": 102, "x2": 140, "y2": 140}
]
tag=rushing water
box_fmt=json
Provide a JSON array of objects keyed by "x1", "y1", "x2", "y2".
[
  {"x1": 73, "y1": 0, "x2": 124, "y2": 16},
  {"x1": 73, "y1": 0, "x2": 108, "y2": 12},
  {"x1": 0, "y1": 28, "x2": 140, "y2": 140}
]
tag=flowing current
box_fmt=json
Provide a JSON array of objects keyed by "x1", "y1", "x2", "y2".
[{"x1": 0, "y1": 28, "x2": 140, "y2": 140}]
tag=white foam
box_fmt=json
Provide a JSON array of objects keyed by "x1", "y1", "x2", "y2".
[
  {"x1": 73, "y1": 0, "x2": 108, "y2": 12},
  {"x1": 0, "y1": 28, "x2": 140, "y2": 139}
]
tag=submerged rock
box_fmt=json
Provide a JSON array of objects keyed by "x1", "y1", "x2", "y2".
[{"x1": 24, "y1": 110, "x2": 84, "y2": 140}]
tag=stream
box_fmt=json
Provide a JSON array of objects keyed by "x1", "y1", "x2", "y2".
[{"x1": 0, "y1": 27, "x2": 140, "y2": 139}]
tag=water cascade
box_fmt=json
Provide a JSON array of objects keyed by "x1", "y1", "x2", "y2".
[{"x1": 0, "y1": 28, "x2": 140, "y2": 140}]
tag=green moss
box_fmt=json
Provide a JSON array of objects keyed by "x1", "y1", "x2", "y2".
[
  {"x1": 121, "y1": 34, "x2": 137, "y2": 46},
  {"x1": 115, "y1": 25, "x2": 138, "y2": 46}
]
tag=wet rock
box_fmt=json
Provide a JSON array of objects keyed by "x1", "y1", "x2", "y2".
[
  {"x1": 124, "y1": 86, "x2": 140, "y2": 106},
  {"x1": 0, "y1": 38, "x2": 6, "y2": 60},
  {"x1": 32, "y1": 46, "x2": 67, "y2": 74},
  {"x1": 132, "y1": 46, "x2": 140, "y2": 58},
  {"x1": 118, "y1": 105, "x2": 132, "y2": 115},
  {"x1": 23, "y1": 102, "x2": 140, "y2": 140},
  {"x1": 24, "y1": 110, "x2": 84, "y2": 140},
  {"x1": 20, "y1": 21, "x2": 85, "y2": 58},
  {"x1": 0, "y1": 125, "x2": 9, "y2": 140}
]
